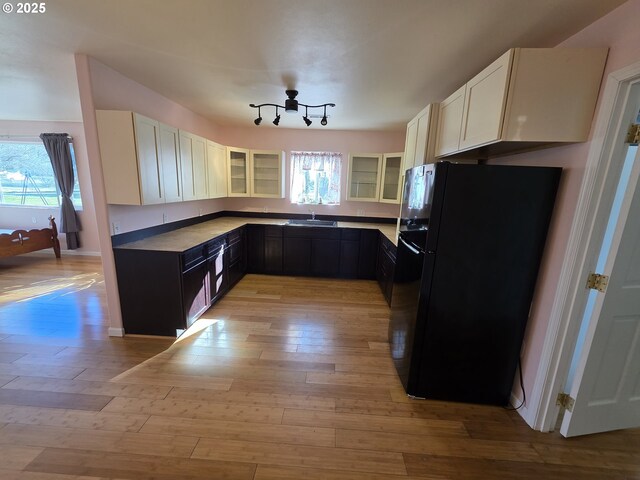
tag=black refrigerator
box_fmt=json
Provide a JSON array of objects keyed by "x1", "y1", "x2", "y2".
[{"x1": 389, "y1": 162, "x2": 561, "y2": 406}]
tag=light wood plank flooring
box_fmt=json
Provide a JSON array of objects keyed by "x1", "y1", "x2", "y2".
[{"x1": 1, "y1": 253, "x2": 639, "y2": 479}]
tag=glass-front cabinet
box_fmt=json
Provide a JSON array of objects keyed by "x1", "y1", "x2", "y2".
[
  {"x1": 250, "y1": 150, "x2": 285, "y2": 198},
  {"x1": 227, "y1": 148, "x2": 285, "y2": 198},
  {"x1": 346, "y1": 154, "x2": 383, "y2": 202},
  {"x1": 380, "y1": 153, "x2": 403, "y2": 204},
  {"x1": 227, "y1": 147, "x2": 250, "y2": 197}
]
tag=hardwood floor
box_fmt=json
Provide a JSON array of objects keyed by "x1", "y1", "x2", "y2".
[{"x1": 1, "y1": 253, "x2": 639, "y2": 479}]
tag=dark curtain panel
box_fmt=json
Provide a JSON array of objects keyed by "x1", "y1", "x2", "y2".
[{"x1": 40, "y1": 133, "x2": 81, "y2": 249}]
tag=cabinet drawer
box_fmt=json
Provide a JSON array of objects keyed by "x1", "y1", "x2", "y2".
[
  {"x1": 205, "y1": 238, "x2": 226, "y2": 258},
  {"x1": 227, "y1": 228, "x2": 243, "y2": 244},
  {"x1": 341, "y1": 229, "x2": 361, "y2": 241},
  {"x1": 380, "y1": 236, "x2": 397, "y2": 259},
  {"x1": 264, "y1": 225, "x2": 283, "y2": 237},
  {"x1": 182, "y1": 245, "x2": 207, "y2": 271},
  {"x1": 285, "y1": 227, "x2": 340, "y2": 240},
  {"x1": 227, "y1": 239, "x2": 243, "y2": 265}
]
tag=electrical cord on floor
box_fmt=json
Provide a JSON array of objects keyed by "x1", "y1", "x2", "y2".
[{"x1": 505, "y1": 357, "x2": 526, "y2": 411}]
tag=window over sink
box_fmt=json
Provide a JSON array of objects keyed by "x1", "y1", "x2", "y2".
[{"x1": 290, "y1": 151, "x2": 341, "y2": 205}]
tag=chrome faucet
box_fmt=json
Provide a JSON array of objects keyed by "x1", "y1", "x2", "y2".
[{"x1": 311, "y1": 210, "x2": 316, "y2": 220}]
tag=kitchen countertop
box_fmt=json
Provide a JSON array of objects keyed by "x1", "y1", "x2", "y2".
[{"x1": 114, "y1": 217, "x2": 398, "y2": 252}]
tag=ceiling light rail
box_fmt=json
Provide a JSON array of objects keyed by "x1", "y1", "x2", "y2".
[{"x1": 250, "y1": 90, "x2": 335, "y2": 127}]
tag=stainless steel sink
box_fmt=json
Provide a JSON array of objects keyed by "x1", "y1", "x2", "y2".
[{"x1": 286, "y1": 219, "x2": 337, "y2": 227}]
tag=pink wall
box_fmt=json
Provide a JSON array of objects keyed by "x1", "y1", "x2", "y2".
[
  {"x1": 490, "y1": 0, "x2": 640, "y2": 400},
  {"x1": 0, "y1": 119, "x2": 100, "y2": 253}
]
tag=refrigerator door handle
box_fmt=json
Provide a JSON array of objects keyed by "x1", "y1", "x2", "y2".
[{"x1": 399, "y1": 236, "x2": 422, "y2": 255}]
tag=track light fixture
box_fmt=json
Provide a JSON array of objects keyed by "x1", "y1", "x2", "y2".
[
  {"x1": 250, "y1": 90, "x2": 335, "y2": 127},
  {"x1": 303, "y1": 106, "x2": 312, "y2": 127},
  {"x1": 254, "y1": 106, "x2": 262, "y2": 125}
]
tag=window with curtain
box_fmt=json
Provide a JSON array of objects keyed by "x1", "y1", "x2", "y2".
[
  {"x1": 0, "y1": 140, "x2": 82, "y2": 208},
  {"x1": 290, "y1": 151, "x2": 341, "y2": 205}
]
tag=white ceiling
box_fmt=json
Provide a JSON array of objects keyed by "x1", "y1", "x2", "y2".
[{"x1": 0, "y1": 0, "x2": 626, "y2": 131}]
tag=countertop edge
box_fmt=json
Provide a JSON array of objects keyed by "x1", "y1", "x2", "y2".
[{"x1": 114, "y1": 217, "x2": 398, "y2": 252}]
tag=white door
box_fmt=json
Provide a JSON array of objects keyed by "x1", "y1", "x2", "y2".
[{"x1": 560, "y1": 143, "x2": 640, "y2": 437}]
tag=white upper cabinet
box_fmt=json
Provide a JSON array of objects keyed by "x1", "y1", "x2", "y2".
[
  {"x1": 346, "y1": 154, "x2": 383, "y2": 202},
  {"x1": 96, "y1": 110, "x2": 165, "y2": 205},
  {"x1": 459, "y1": 50, "x2": 513, "y2": 150},
  {"x1": 179, "y1": 131, "x2": 208, "y2": 202},
  {"x1": 206, "y1": 140, "x2": 227, "y2": 199},
  {"x1": 435, "y1": 85, "x2": 466, "y2": 157},
  {"x1": 227, "y1": 147, "x2": 251, "y2": 197},
  {"x1": 250, "y1": 150, "x2": 285, "y2": 198},
  {"x1": 380, "y1": 153, "x2": 403, "y2": 204},
  {"x1": 435, "y1": 47, "x2": 608, "y2": 158},
  {"x1": 403, "y1": 104, "x2": 439, "y2": 172},
  {"x1": 158, "y1": 124, "x2": 182, "y2": 203}
]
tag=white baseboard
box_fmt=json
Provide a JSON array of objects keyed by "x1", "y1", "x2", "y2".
[
  {"x1": 510, "y1": 391, "x2": 534, "y2": 428},
  {"x1": 61, "y1": 250, "x2": 101, "y2": 256},
  {"x1": 108, "y1": 327, "x2": 125, "y2": 337}
]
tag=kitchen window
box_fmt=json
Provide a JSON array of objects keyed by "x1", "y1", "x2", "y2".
[
  {"x1": 0, "y1": 140, "x2": 82, "y2": 208},
  {"x1": 290, "y1": 151, "x2": 341, "y2": 205}
]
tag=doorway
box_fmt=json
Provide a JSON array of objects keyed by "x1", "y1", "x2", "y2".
[{"x1": 531, "y1": 64, "x2": 640, "y2": 436}]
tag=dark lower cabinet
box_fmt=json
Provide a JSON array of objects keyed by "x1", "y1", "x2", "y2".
[
  {"x1": 114, "y1": 223, "x2": 394, "y2": 336},
  {"x1": 283, "y1": 237, "x2": 311, "y2": 274},
  {"x1": 264, "y1": 226, "x2": 283, "y2": 274},
  {"x1": 113, "y1": 249, "x2": 184, "y2": 336},
  {"x1": 207, "y1": 237, "x2": 226, "y2": 305},
  {"x1": 114, "y1": 227, "x2": 247, "y2": 337},
  {"x1": 226, "y1": 227, "x2": 246, "y2": 288},
  {"x1": 358, "y1": 229, "x2": 379, "y2": 279},
  {"x1": 246, "y1": 224, "x2": 265, "y2": 273},
  {"x1": 183, "y1": 259, "x2": 210, "y2": 327},
  {"x1": 312, "y1": 238, "x2": 340, "y2": 276},
  {"x1": 340, "y1": 240, "x2": 360, "y2": 278}
]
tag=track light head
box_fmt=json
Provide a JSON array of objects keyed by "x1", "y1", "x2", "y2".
[
  {"x1": 303, "y1": 116, "x2": 312, "y2": 126},
  {"x1": 254, "y1": 116, "x2": 262, "y2": 125},
  {"x1": 273, "y1": 115, "x2": 280, "y2": 126},
  {"x1": 321, "y1": 116, "x2": 328, "y2": 126}
]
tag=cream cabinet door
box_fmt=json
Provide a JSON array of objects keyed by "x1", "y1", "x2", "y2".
[
  {"x1": 403, "y1": 118, "x2": 418, "y2": 173},
  {"x1": 206, "y1": 140, "x2": 227, "y2": 199},
  {"x1": 180, "y1": 131, "x2": 209, "y2": 201},
  {"x1": 191, "y1": 134, "x2": 208, "y2": 200},
  {"x1": 435, "y1": 85, "x2": 466, "y2": 157},
  {"x1": 459, "y1": 49, "x2": 513, "y2": 150},
  {"x1": 380, "y1": 153, "x2": 403, "y2": 204},
  {"x1": 414, "y1": 105, "x2": 433, "y2": 167},
  {"x1": 227, "y1": 147, "x2": 251, "y2": 197},
  {"x1": 158, "y1": 123, "x2": 182, "y2": 203},
  {"x1": 250, "y1": 150, "x2": 285, "y2": 198},
  {"x1": 347, "y1": 154, "x2": 382, "y2": 202},
  {"x1": 133, "y1": 113, "x2": 164, "y2": 205}
]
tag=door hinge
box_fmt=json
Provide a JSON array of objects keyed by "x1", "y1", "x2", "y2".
[
  {"x1": 556, "y1": 392, "x2": 575, "y2": 412},
  {"x1": 626, "y1": 123, "x2": 640, "y2": 145},
  {"x1": 586, "y1": 273, "x2": 609, "y2": 292}
]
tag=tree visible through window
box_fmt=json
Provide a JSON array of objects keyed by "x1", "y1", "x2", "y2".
[
  {"x1": 290, "y1": 151, "x2": 341, "y2": 205},
  {"x1": 0, "y1": 141, "x2": 82, "y2": 208}
]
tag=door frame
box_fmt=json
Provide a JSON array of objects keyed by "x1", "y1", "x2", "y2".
[{"x1": 529, "y1": 60, "x2": 640, "y2": 432}]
